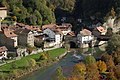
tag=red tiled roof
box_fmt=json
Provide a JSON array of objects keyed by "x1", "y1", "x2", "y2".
[
  {"x1": 67, "y1": 31, "x2": 75, "y2": 36},
  {"x1": 3, "y1": 29, "x2": 17, "y2": 38},
  {"x1": 96, "y1": 26, "x2": 105, "y2": 33},
  {"x1": 80, "y1": 29, "x2": 92, "y2": 35},
  {"x1": 42, "y1": 24, "x2": 58, "y2": 30},
  {"x1": 25, "y1": 25, "x2": 41, "y2": 31},
  {"x1": 57, "y1": 26, "x2": 70, "y2": 31},
  {"x1": 62, "y1": 23, "x2": 72, "y2": 28},
  {"x1": 0, "y1": 46, "x2": 8, "y2": 53}
]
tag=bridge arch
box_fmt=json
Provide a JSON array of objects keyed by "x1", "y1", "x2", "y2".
[{"x1": 69, "y1": 41, "x2": 77, "y2": 48}]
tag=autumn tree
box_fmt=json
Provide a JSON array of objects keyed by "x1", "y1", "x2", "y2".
[
  {"x1": 68, "y1": 75, "x2": 85, "y2": 80},
  {"x1": 86, "y1": 63, "x2": 100, "y2": 80},
  {"x1": 73, "y1": 62, "x2": 86, "y2": 76},
  {"x1": 97, "y1": 60, "x2": 107, "y2": 73},
  {"x1": 114, "y1": 65, "x2": 120, "y2": 79},
  {"x1": 101, "y1": 54, "x2": 115, "y2": 70}
]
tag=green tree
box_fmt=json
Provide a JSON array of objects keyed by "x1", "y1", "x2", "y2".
[
  {"x1": 53, "y1": 67, "x2": 66, "y2": 80},
  {"x1": 106, "y1": 34, "x2": 120, "y2": 54},
  {"x1": 85, "y1": 55, "x2": 96, "y2": 64},
  {"x1": 34, "y1": 10, "x2": 42, "y2": 25},
  {"x1": 105, "y1": 27, "x2": 113, "y2": 37}
]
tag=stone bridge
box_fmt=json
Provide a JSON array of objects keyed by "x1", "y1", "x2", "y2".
[{"x1": 65, "y1": 36, "x2": 78, "y2": 48}]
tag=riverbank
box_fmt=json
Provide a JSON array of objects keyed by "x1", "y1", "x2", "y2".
[{"x1": 0, "y1": 48, "x2": 67, "y2": 80}]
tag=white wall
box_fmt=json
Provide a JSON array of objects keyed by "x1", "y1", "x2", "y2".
[
  {"x1": 0, "y1": 51, "x2": 7, "y2": 59},
  {"x1": 27, "y1": 31, "x2": 34, "y2": 46},
  {"x1": 11, "y1": 37, "x2": 18, "y2": 47},
  {"x1": 55, "y1": 34, "x2": 61, "y2": 44},
  {"x1": 0, "y1": 9, "x2": 7, "y2": 20},
  {"x1": 81, "y1": 36, "x2": 93, "y2": 43},
  {"x1": 77, "y1": 34, "x2": 93, "y2": 44}
]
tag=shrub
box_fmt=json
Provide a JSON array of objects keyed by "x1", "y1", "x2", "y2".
[{"x1": 27, "y1": 58, "x2": 36, "y2": 67}]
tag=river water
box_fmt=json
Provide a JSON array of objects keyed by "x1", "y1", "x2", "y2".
[{"x1": 19, "y1": 44, "x2": 106, "y2": 80}]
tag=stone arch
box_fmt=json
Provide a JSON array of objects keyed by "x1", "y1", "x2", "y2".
[{"x1": 69, "y1": 41, "x2": 76, "y2": 48}]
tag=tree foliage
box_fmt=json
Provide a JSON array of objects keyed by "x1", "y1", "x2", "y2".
[
  {"x1": 106, "y1": 34, "x2": 120, "y2": 54},
  {"x1": 85, "y1": 55, "x2": 96, "y2": 64},
  {"x1": 53, "y1": 67, "x2": 66, "y2": 80},
  {"x1": 73, "y1": 62, "x2": 86, "y2": 76},
  {"x1": 97, "y1": 60, "x2": 107, "y2": 73}
]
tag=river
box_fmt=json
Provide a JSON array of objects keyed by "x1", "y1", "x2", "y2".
[{"x1": 19, "y1": 44, "x2": 106, "y2": 80}]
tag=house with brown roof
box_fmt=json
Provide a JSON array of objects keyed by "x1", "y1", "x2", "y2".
[
  {"x1": 0, "y1": 46, "x2": 8, "y2": 59},
  {"x1": 92, "y1": 26, "x2": 106, "y2": 37},
  {"x1": 77, "y1": 29, "x2": 94, "y2": 44},
  {"x1": 57, "y1": 23, "x2": 72, "y2": 35},
  {"x1": 0, "y1": 29, "x2": 18, "y2": 50},
  {"x1": 14, "y1": 29, "x2": 34, "y2": 47}
]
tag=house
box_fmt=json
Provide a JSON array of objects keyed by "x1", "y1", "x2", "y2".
[
  {"x1": 92, "y1": 26, "x2": 106, "y2": 37},
  {"x1": 0, "y1": 46, "x2": 8, "y2": 59},
  {"x1": 14, "y1": 29, "x2": 34, "y2": 47},
  {"x1": 57, "y1": 23, "x2": 72, "y2": 35},
  {"x1": 43, "y1": 28, "x2": 56, "y2": 40},
  {"x1": 77, "y1": 29, "x2": 94, "y2": 48},
  {"x1": 0, "y1": 5, "x2": 7, "y2": 20},
  {"x1": 77, "y1": 29, "x2": 94, "y2": 44},
  {"x1": 0, "y1": 29, "x2": 18, "y2": 50}
]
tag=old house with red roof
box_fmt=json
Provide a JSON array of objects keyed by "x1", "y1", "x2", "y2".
[
  {"x1": 77, "y1": 29, "x2": 94, "y2": 47},
  {"x1": 0, "y1": 29, "x2": 18, "y2": 50},
  {"x1": 14, "y1": 29, "x2": 34, "y2": 47}
]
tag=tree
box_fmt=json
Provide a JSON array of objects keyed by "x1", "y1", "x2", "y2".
[
  {"x1": 39, "y1": 53, "x2": 47, "y2": 60},
  {"x1": 85, "y1": 55, "x2": 96, "y2": 64},
  {"x1": 27, "y1": 58, "x2": 36, "y2": 67},
  {"x1": 34, "y1": 10, "x2": 42, "y2": 25},
  {"x1": 105, "y1": 27, "x2": 113, "y2": 37},
  {"x1": 53, "y1": 67, "x2": 66, "y2": 80},
  {"x1": 106, "y1": 34, "x2": 120, "y2": 54},
  {"x1": 101, "y1": 54, "x2": 115, "y2": 70},
  {"x1": 114, "y1": 65, "x2": 120, "y2": 79},
  {"x1": 111, "y1": 7, "x2": 116, "y2": 18},
  {"x1": 97, "y1": 60, "x2": 107, "y2": 73},
  {"x1": 73, "y1": 62, "x2": 86, "y2": 76},
  {"x1": 86, "y1": 63, "x2": 100, "y2": 80},
  {"x1": 112, "y1": 51, "x2": 120, "y2": 65}
]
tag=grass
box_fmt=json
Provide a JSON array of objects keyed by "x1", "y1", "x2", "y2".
[
  {"x1": 0, "y1": 48, "x2": 66, "y2": 72},
  {"x1": 48, "y1": 48, "x2": 66, "y2": 58}
]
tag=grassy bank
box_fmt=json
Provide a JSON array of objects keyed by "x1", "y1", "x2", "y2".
[{"x1": 0, "y1": 48, "x2": 66, "y2": 80}]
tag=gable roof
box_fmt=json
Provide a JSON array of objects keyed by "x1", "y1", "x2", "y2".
[
  {"x1": 0, "y1": 46, "x2": 8, "y2": 52},
  {"x1": 96, "y1": 26, "x2": 105, "y2": 33},
  {"x1": 3, "y1": 29, "x2": 17, "y2": 38},
  {"x1": 80, "y1": 29, "x2": 92, "y2": 36},
  {"x1": 67, "y1": 31, "x2": 75, "y2": 36},
  {"x1": 42, "y1": 24, "x2": 58, "y2": 30},
  {"x1": 62, "y1": 23, "x2": 72, "y2": 28},
  {"x1": 14, "y1": 29, "x2": 31, "y2": 34}
]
